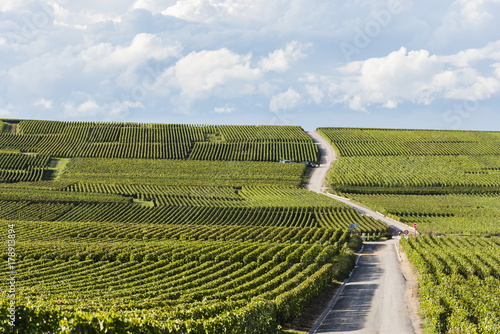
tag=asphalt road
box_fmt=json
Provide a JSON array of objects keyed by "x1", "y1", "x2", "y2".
[
  {"x1": 305, "y1": 131, "x2": 419, "y2": 334},
  {"x1": 314, "y1": 240, "x2": 416, "y2": 334},
  {"x1": 305, "y1": 130, "x2": 337, "y2": 194}
]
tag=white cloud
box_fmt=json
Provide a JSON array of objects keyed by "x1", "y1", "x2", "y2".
[
  {"x1": 162, "y1": 48, "x2": 261, "y2": 101},
  {"x1": 213, "y1": 104, "x2": 236, "y2": 113},
  {"x1": 259, "y1": 41, "x2": 310, "y2": 73},
  {"x1": 457, "y1": 0, "x2": 496, "y2": 27},
  {"x1": 64, "y1": 99, "x2": 100, "y2": 118},
  {"x1": 0, "y1": 98, "x2": 13, "y2": 117},
  {"x1": 1, "y1": 0, "x2": 500, "y2": 127},
  {"x1": 305, "y1": 85, "x2": 324, "y2": 104},
  {"x1": 0, "y1": 109, "x2": 11, "y2": 117},
  {"x1": 320, "y1": 44, "x2": 500, "y2": 111},
  {"x1": 79, "y1": 33, "x2": 182, "y2": 73},
  {"x1": 269, "y1": 87, "x2": 301, "y2": 112},
  {"x1": 131, "y1": 0, "x2": 175, "y2": 13},
  {"x1": 0, "y1": 0, "x2": 29, "y2": 12},
  {"x1": 161, "y1": 0, "x2": 283, "y2": 23},
  {"x1": 431, "y1": 0, "x2": 500, "y2": 49},
  {"x1": 33, "y1": 98, "x2": 53, "y2": 109},
  {"x1": 63, "y1": 98, "x2": 144, "y2": 119}
]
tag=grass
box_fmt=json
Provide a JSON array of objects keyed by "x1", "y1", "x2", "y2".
[
  {"x1": 0, "y1": 149, "x2": 21, "y2": 154},
  {"x1": 45, "y1": 158, "x2": 71, "y2": 181}
]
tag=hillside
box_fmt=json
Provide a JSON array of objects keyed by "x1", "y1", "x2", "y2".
[
  {"x1": 0, "y1": 119, "x2": 387, "y2": 333},
  {"x1": 319, "y1": 127, "x2": 500, "y2": 333}
]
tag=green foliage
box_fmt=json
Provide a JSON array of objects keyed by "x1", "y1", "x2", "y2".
[
  {"x1": 60, "y1": 158, "x2": 307, "y2": 187},
  {"x1": 403, "y1": 235, "x2": 500, "y2": 334},
  {"x1": 318, "y1": 127, "x2": 500, "y2": 195},
  {"x1": 0, "y1": 120, "x2": 318, "y2": 162},
  {"x1": 346, "y1": 193, "x2": 500, "y2": 235},
  {"x1": 0, "y1": 235, "x2": 351, "y2": 333}
]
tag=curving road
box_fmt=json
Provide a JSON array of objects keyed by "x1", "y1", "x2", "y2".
[
  {"x1": 305, "y1": 130, "x2": 420, "y2": 334},
  {"x1": 305, "y1": 131, "x2": 415, "y2": 234}
]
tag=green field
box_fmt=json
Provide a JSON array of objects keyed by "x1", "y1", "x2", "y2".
[
  {"x1": 0, "y1": 120, "x2": 319, "y2": 162},
  {"x1": 320, "y1": 127, "x2": 500, "y2": 333},
  {"x1": 319, "y1": 127, "x2": 500, "y2": 235},
  {"x1": 403, "y1": 235, "x2": 500, "y2": 333},
  {"x1": 5, "y1": 122, "x2": 499, "y2": 333},
  {"x1": 0, "y1": 119, "x2": 387, "y2": 333}
]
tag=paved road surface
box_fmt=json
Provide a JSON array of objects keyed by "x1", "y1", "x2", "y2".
[
  {"x1": 304, "y1": 131, "x2": 419, "y2": 334},
  {"x1": 305, "y1": 130, "x2": 338, "y2": 193},
  {"x1": 314, "y1": 240, "x2": 415, "y2": 334}
]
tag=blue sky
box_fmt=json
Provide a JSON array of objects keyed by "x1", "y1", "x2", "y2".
[{"x1": 1, "y1": 0, "x2": 500, "y2": 131}]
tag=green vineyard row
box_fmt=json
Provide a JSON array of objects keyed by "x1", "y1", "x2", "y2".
[
  {"x1": 328, "y1": 155, "x2": 500, "y2": 194},
  {"x1": 0, "y1": 232, "x2": 357, "y2": 333},
  {"x1": 7, "y1": 221, "x2": 360, "y2": 245},
  {"x1": 0, "y1": 200, "x2": 389, "y2": 233},
  {"x1": 0, "y1": 120, "x2": 318, "y2": 162},
  {"x1": 344, "y1": 193, "x2": 500, "y2": 234},
  {"x1": 318, "y1": 127, "x2": 500, "y2": 195},
  {"x1": 403, "y1": 236, "x2": 500, "y2": 333}
]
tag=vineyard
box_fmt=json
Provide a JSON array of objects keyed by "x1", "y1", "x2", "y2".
[
  {"x1": 0, "y1": 120, "x2": 319, "y2": 163},
  {"x1": 0, "y1": 119, "x2": 390, "y2": 333},
  {"x1": 6, "y1": 122, "x2": 499, "y2": 333},
  {"x1": 345, "y1": 193, "x2": 500, "y2": 235},
  {"x1": 317, "y1": 127, "x2": 500, "y2": 235},
  {"x1": 318, "y1": 127, "x2": 500, "y2": 333},
  {"x1": 0, "y1": 226, "x2": 356, "y2": 333},
  {"x1": 402, "y1": 235, "x2": 500, "y2": 333},
  {"x1": 318, "y1": 127, "x2": 500, "y2": 194}
]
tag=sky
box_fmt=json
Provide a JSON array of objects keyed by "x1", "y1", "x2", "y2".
[{"x1": 1, "y1": 0, "x2": 500, "y2": 131}]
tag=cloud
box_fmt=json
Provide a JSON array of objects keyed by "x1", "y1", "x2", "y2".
[
  {"x1": 79, "y1": 33, "x2": 182, "y2": 73},
  {"x1": 305, "y1": 85, "x2": 324, "y2": 104},
  {"x1": 162, "y1": 48, "x2": 261, "y2": 102},
  {"x1": 213, "y1": 104, "x2": 236, "y2": 113},
  {"x1": 1, "y1": 0, "x2": 499, "y2": 128},
  {"x1": 63, "y1": 96, "x2": 144, "y2": 119},
  {"x1": 319, "y1": 44, "x2": 500, "y2": 111},
  {"x1": 269, "y1": 87, "x2": 301, "y2": 112},
  {"x1": 33, "y1": 98, "x2": 53, "y2": 109},
  {"x1": 161, "y1": 0, "x2": 287, "y2": 23},
  {"x1": 259, "y1": 41, "x2": 310, "y2": 73},
  {"x1": 0, "y1": 109, "x2": 11, "y2": 117}
]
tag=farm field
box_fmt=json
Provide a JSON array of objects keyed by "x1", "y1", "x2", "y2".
[
  {"x1": 320, "y1": 127, "x2": 500, "y2": 333},
  {"x1": 319, "y1": 127, "x2": 500, "y2": 195},
  {"x1": 319, "y1": 127, "x2": 500, "y2": 234},
  {"x1": 402, "y1": 235, "x2": 500, "y2": 333},
  {"x1": 0, "y1": 119, "x2": 389, "y2": 333},
  {"x1": 0, "y1": 120, "x2": 319, "y2": 163}
]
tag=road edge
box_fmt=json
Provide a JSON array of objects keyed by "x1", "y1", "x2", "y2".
[
  {"x1": 304, "y1": 129, "x2": 423, "y2": 334},
  {"x1": 308, "y1": 244, "x2": 365, "y2": 334}
]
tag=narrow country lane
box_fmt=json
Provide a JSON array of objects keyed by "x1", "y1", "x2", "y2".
[
  {"x1": 314, "y1": 240, "x2": 415, "y2": 334},
  {"x1": 305, "y1": 130, "x2": 416, "y2": 233},
  {"x1": 305, "y1": 130, "x2": 421, "y2": 334}
]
